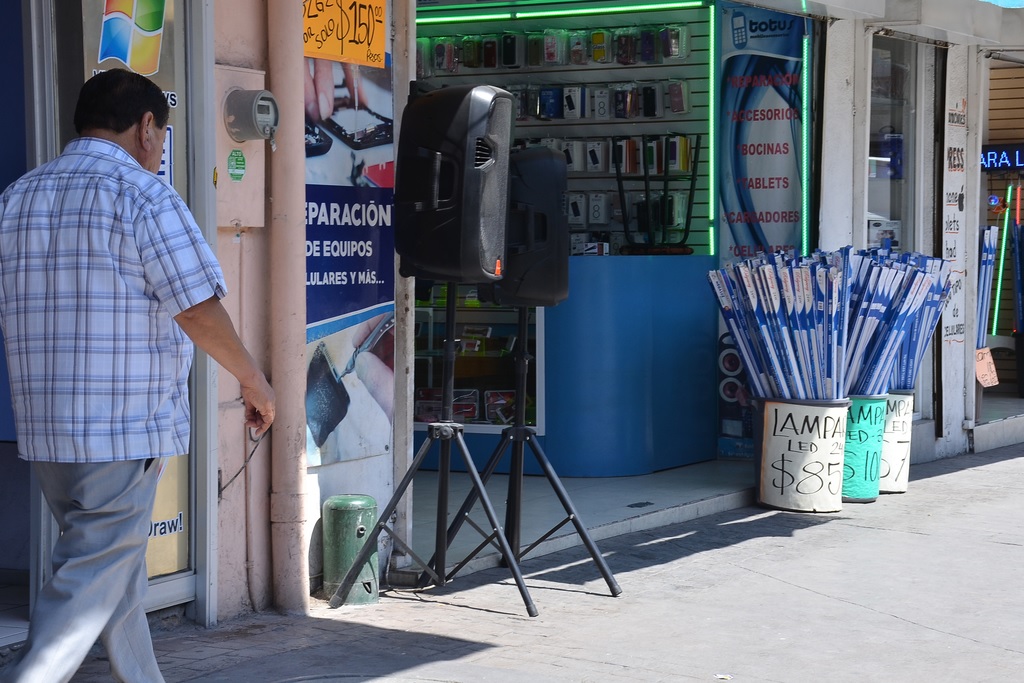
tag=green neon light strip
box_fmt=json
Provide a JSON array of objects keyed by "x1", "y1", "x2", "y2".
[
  {"x1": 418, "y1": 0, "x2": 577, "y2": 11},
  {"x1": 417, "y1": 0, "x2": 705, "y2": 9},
  {"x1": 708, "y1": 6, "x2": 717, "y2": 257},
  {"x1": 417, "y1": 12, "x2": 512, "y2": 23},
  {"x1": 992, "y1": 184, "x2": 1013, "y2": 336},
  {"x1": 801, "y1": 33, "x2": 810, "y2": 256},
  {"x1": 415, "y1": 1, "x2": 703, "y2": 22},
  {"x1": 516, "y1": 1, "x2": 702, "y2": 19}
]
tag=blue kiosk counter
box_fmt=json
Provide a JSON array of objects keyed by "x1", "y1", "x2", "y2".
[{"x1": 542, "y1": 255, "x2": 718, "y2": 477}]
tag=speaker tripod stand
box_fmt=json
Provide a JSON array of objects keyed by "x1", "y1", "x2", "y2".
[
  {"x1": 329, "y1": 284, "x2": 540, "y2": 616},
  {"x1": 430, "y1": 306, "x2": 621, "y2": 599}
]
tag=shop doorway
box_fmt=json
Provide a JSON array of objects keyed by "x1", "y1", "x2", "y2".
[
  {"x1": 9, "y1": 0, "x2": 217, "y2": 631},
  {"x1": 977, "y1": 56, "x2": 1024, "y2": 425}
]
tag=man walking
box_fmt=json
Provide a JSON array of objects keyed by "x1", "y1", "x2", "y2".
[{"x1": 0, "y1": 69, "x2": 275, "y2": 682}]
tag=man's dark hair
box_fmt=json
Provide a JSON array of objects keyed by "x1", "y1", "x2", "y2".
[{"x1": 73, "y1": 68, "x2": 170, "y2": 135}]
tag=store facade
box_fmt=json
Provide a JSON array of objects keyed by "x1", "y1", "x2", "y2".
[
  {"x1": 2, "y1": 0, "x2": 1023, "y2": 641},
  {"x1": 1, "y1": 0, "x2": 415, "y2": 636},
  {"x1": 809, "y1": 0, "x2": 1008, "y2": 461}
]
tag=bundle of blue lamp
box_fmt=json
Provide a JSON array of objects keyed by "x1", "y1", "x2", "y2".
[{"x1": 708, "y1": 246, "x2": 951, "y2": 512}]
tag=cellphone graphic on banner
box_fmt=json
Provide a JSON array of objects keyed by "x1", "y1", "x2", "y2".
[
  {"x1": 321, "y1": 108, "x2": 392, "y2": 152},
  {"x1": 732, "y1": 12, "x2": 748, "y2": 49}
]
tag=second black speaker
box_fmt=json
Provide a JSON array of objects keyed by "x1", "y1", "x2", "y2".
[
  {"x1": 479, "y1": 146, "x2": 569, "y2": 308},
  {"x1": 394, "y1": 85, "x2": 514, "y2": 283}
]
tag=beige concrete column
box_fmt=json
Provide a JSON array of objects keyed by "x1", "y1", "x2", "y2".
[{"x1": 266, "y1": 0, "x2": 310, "y2": 614}]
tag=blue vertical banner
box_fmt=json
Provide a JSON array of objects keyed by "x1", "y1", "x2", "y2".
[
  {"x1": 718, "y1": 2, "x2": 809, "y2": 261},
  {"x1": 304, "y1": 184, "x2": 396, "y2": 467},
  {"x1": 717, "y1": 3, "x2": 811, "y2": 458},
  {"x1": 304, "y1": 1, "x2": 396, "y2": 467}
]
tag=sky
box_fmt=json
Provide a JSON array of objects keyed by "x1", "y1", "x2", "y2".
[{"x1": 983, "y1": 1, "x2": 1024, "y2": 7}]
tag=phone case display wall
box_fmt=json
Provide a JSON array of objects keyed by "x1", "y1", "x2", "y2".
[
  {"x1": 414, "y1": 284, "x2": 542, "y2": 435},
  {"x1": 416, "y1": 7, "x2": 711, "y2": 257}
]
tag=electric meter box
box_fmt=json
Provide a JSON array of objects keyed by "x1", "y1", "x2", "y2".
[{"x1": 224, "y1": 88, "x2": 279, "y2": 142}]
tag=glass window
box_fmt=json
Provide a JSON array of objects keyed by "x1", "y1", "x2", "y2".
[{"x1": 867, "y1": 36, "x2": 917, "y2": 252}]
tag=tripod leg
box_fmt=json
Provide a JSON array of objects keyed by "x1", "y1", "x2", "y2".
[
  {"x1": 431, "y1": 438, "x2": 451, "y2": 586},
  {"x1": 527, "y1": 437, "x2": 622, "y2": 597},
  {"x1": 504, "y1": 434, "x2": 526, "y2": 560},
  {"x1": 329, "y1": 436, "x2": 438, "y2": 608},
  {"x1": 455, "y1": 431, "x2": 539, "y2": 617},
  {"x1": 443, "y1": 430, "x2": 513, "y2": 554},
  {"x1": 417, "y1": 426, "x2": 513, "y2": 587},
  {"x1": 420, "y1": 430, "x2": 515, "y2": 583}
]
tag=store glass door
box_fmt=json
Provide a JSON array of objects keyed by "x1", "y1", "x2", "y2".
[{"x1": 867, "y1": 35, "x2": 917, "y2": 252}]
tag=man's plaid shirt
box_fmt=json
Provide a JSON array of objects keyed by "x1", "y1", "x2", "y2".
[{"x1": 0, "y1": 137, "x2": 226, "y2": 462}]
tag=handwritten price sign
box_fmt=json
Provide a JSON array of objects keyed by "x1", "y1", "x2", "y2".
[
  {"x1": 758, "y1": 401, "x2": 847, "y2": 512},
  {"x1": 880, "y1": 392, "x2": 913, "y2": 493},
  {"x1": 976, "y1": 348, "x2": 999, "y2": 387},
  {"x1": 303, "y1": 0, "x2": 386, "y2": 68}
]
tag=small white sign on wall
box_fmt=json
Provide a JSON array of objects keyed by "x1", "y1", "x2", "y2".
[{"x1": 158, "y1": 124, "x2": 173, "y2": 186}]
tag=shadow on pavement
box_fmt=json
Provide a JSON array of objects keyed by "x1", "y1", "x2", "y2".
[
  {"x1": 908, "y1": 446, "x2": 1024, "y2": 482},
  {"x1": 72, "y1": 617, "x2": 496, "y2": 683},
  {"x1": 395, "y1": 503, "x2": 840, "y2": 605}
]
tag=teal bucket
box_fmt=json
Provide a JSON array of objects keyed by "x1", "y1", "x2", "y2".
[{"x1": 842, "y1": 395, "x2": 887, "y2": 503}]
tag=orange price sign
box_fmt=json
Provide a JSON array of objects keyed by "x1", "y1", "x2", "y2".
[{"x1": 303, "y1": 0, "x2": 386, "y2": 68}]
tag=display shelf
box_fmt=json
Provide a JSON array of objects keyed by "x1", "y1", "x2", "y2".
[
  {"x1": 871, "y1": 95, "x2": 908, "y2": 106},
  {"x1": 413, "y1": 284, "x2": 544, "y2": 435}
]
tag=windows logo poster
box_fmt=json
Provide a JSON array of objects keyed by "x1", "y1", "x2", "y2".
[{"x1": 98, "y1": 0, "x2": 167, "y2": 76}]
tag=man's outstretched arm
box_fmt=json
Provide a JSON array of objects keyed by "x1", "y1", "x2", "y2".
[{"x1": 174, "y1": 296, "x2": 276, "y2": 435}]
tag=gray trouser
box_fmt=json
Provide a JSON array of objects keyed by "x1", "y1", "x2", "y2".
[{"x1": 2, "y1": 459, "x2": 165, "y2": 683}]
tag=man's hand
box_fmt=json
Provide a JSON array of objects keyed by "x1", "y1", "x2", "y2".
[{"x1": 242, "y1": 376, "x2": 276, "y2": 436}]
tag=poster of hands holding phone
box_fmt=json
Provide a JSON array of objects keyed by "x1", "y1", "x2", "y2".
[
  {"x1": 304, "y1": 58, "x2": 395, "y2": 188},
  {"x1": 303, "y1": 0, "x2": 396, "y2": 467}
]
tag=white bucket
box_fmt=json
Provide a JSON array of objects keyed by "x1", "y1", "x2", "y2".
[
  {"x1": 755, "y1": 399, "x2": 850, "y2": 513},
  {"x1": 880, "y1": 390, "x2": 914, "y2": 494}
]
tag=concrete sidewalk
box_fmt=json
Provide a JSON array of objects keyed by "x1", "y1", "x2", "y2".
[{"x1": 38, "y1": 446, "x2": 1024, "y2": 681}]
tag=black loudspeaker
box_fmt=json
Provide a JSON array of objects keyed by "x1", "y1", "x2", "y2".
[
  {"x1": 395, "y1": 84, "x2": 514, "y2": 283},
  {"x1": 479, "y1": 147, "x2": 569, "y2": 308}
]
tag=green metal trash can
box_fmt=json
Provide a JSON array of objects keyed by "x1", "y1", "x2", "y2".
[{"x1": 322, "y1": 494, "x2": 378, "y2": 605}]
